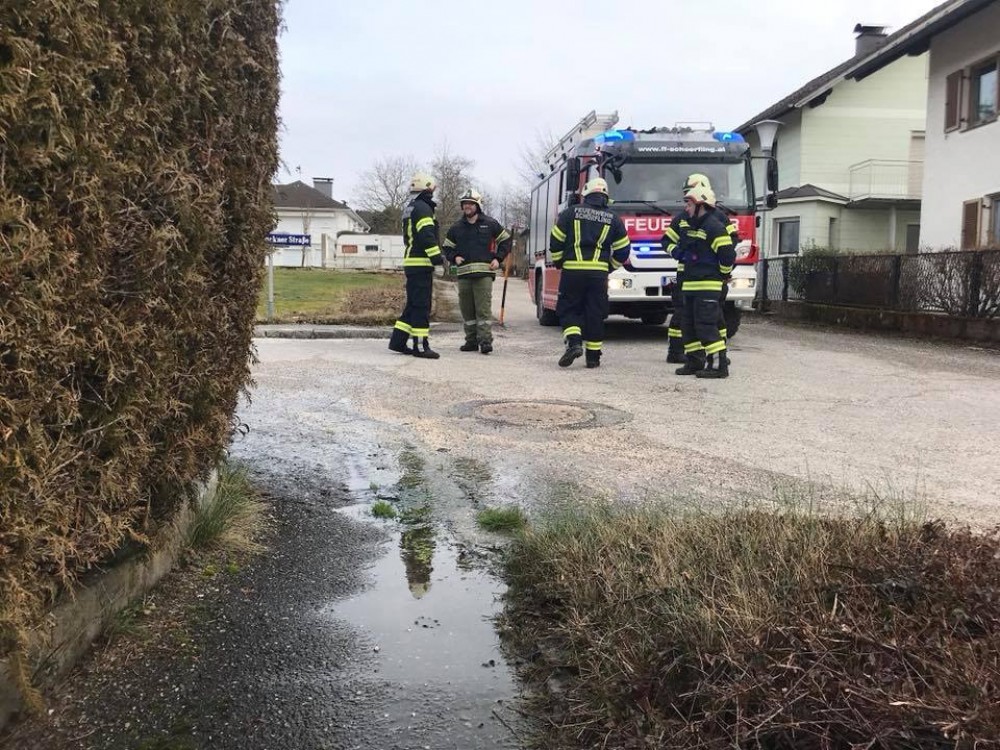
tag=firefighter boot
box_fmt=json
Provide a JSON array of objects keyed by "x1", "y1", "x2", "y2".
[
  {"x1": 674, "y1": 356, "x2": 705, "y2": 376},
  {"x1": 697, "y1": 353, "x2": 729, "y2": 379},
  {"x1": 585, "y1": 352, "x2": 601, "y2": 369},
  {"x1": 388, "y1": 328, "x2": 413, "y2": 354},
  {"x1": 460, "y1": 341, "x2": 479, "y2": 352},
  {"x1": 558, "y1": 343, "x2": 583, "y2": 368},
  {"x1": 412, "y1": 338, "x2": 440, "y2": 360},
  {"x1": 666, "y1": 343, "x2": 685, "y2": 364},
  {"x1": 479, "y1": 342, "x2": 493, "y2": 355}
]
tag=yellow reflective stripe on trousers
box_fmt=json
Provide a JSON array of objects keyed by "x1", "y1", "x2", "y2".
[
  {"x1": 456, "y1": 262, "x2": 493, "y2": 275},
  {"x1": 562, "y1": 260, "x2": 608, "y2": 271},
  {"x1": 584, "y1": 341, "x2": 602, "y2": 351},
  {"x1": 718, "y1": 328, "x2": 728, "y2": 338},
  {"x1": 684, "y1": 342, "x2": 704, "y2": 353},
  {"x1": 410, "y1": 327, "x2": 430, "y2": 337},
  {"x1": 683, "y1": 279, "x2": 724, "y2": 292},
  {"x1": 705, "y1": 340, "x2": 727, "y2": 355},
  {"x1": 394, "y1": 321, "x2": 413, "y2": 333},
  {"x1": 563, "y1": 326, "x2": 582, "y2": 337},
  {"x1": 551, "y1": 225, "x2": 567, "y2": 242},
  {"x1": 415, "y1": 217, "x2": 435, "y2": 232},
  {"x1": 667, "y1": 328, "x2": 683, "y2": 338}
]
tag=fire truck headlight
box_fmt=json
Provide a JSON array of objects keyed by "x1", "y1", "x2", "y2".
[
  {"x1": 608, "y1": 278, "x2": 633, "y2": 290},
  {"x1": 728, "y1": 277, "x2": 756, "y2": 289}
]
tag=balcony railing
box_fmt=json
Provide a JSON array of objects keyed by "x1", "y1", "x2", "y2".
[{"x1": 848, "y1": 159, "x2": 923, "y2": 202}]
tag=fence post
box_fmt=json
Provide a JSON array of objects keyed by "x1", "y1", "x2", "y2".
[
  {"x1": 759, "y1": 259, "x2": 770, "y2": 313},
  {"x1": 781, "y1": 257, "x2": 789, "y2": 302},
  {"x1": 890, "y1": 254, "x2": 902, "y2": 310},
  {"x1": 968, "y1": 252, "x2": 984, "y2": 317},
  {"x1": 831, "y1": 256, "x2": 839, "y2": 301}
]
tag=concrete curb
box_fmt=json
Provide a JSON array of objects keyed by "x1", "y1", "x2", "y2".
[
  {"x1": 254, "y1": 323, "x2": 462, "y2": 339},
  {"x1": 0, "y1": 472, "x2": 219, "y2": 732}
]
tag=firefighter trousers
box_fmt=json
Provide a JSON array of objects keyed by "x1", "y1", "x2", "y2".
[
  {"x1": 667, "y1": 274, "x2": 686, "y2": 357},
  {"x1": 457, "y1": 276, "x2": 494, "y2": 345},
  {"x1": 556, "y1": 270, "x2": 608, "y2": 360},
  {"x1": 682, "y1": 288, "x2": 727, "y2": 365},
  {"x1": 390, "y1": 271, "x2": 433, "y2": 349}
]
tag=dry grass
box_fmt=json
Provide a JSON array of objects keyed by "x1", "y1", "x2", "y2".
[
  {"x1": 186, "y1": 463, "x2": 266, "y2": 554},
  {"x1": 501, "y1": 501, "x2": 1000, "y2": 749}
]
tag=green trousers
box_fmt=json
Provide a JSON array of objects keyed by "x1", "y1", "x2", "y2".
[{"x1": 457, "y1": 276, "x2": 495, "y2": 345}]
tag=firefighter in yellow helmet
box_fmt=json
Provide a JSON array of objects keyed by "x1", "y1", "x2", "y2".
[
  {"x1": 389, "y1": 172, "x2": 445, "y2": 358},
  {"x1": 662, "y1": 174, "x2": 740, "y2": 364},
  {"x1": 668, "y1": 185, "x2": 735, "y2": 378},
  {"x1": 549, "y1": 177, "x2": 631, "y2": 368}
]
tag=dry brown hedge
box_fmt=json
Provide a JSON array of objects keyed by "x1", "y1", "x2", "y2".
[{"x1": 0, "y1": 0, "x2": 280, "y2": 672}]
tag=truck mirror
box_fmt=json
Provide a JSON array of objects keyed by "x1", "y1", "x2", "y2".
[
  {"x1": 766, "y1": 193, "x2": 778, "y2": 209},
  {"x1": 767, "y1": 158, "x2": 779, "y2": 192},
  {"x1": 755, "y1": 215, "x2": 762, "y2": 228},
  {"x1": 566, "y1": 159, "x2": 581, "y2": 193}
]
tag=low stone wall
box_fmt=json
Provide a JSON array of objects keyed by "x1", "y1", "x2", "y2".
[
  {"x1": 0, "y1": 473, "x2": 217, "y2": 732},
  {"x1": 770, "y1": 302, "x2": 1000, "y2": 344}
]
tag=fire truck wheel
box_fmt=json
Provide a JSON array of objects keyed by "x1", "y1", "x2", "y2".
[
  {"x1": 536, "y1": 276, "x2": 559, "y2": 326},
  {"x1": 640, "y1": 312, "x2": 668, "y2": 326},
  {"x1": 724, "y1": 303, "x2": 741, "y2": 339}
]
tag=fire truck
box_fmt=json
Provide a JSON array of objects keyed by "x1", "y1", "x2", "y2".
[{"x1": 528, "y1": 111, "x2": 777, "y2": 336}]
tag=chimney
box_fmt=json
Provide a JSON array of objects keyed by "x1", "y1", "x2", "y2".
[
  {"x1": 312, "y1": 177, "x2": 334, "y2": 198},
  {"x1": 854, "y1": 24, "x2": 889, "y2": 57}
]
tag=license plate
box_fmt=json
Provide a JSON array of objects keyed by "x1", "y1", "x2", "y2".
[{"x1": 661, "y1": 274, "x2": 675, "y2": 286}]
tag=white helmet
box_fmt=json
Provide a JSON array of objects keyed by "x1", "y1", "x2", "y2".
[
  {"x1": 458, "y1": 188, "x2": 483, "y2": 211},
  {"x1": 409, "y1": 172, "x2": 437, "y2": 193},
  {"x1": 582, "y1": 177, "x2": 609, "y2": 197},
  {"x1": 684, "y1": 185, "x2": 717, "y2": 207}
]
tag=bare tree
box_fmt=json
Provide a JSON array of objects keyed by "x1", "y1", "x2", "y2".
[
  {"x1": 354, "y1": 155, "x2": 419, "y2": 232},
  {"x1": 431, "y1": 143, "x2": 476, "y2": 232},
  {"x1": 515, "y1": 128, "x2": 557, "y2": 188}
]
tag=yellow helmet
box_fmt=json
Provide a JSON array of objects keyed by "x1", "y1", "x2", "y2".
[
  {"x1": 684, "y1": 185, "x2": 717, "y2": 207},
  {"x1": 582, "y1": 177, "x2": 609, "y2": 197},
  {"x1": 409, "y1": 172, "x2": 437, "y2": 193},
  {"x1": 458, "y1": 188, "x2": 483, "y2": 210},
  {"x1": 684, "y1": 173, "x2": 712, "y2": 193}
]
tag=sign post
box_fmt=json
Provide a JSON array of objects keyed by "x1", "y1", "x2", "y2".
[{"x1": 264, "y1": 234, "x2": 311, "y2": 322}]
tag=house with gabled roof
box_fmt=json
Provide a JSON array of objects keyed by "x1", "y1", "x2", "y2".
[
  {"x1": 270, "y1": 178, "x2": 371, "y2": 266},
  {"x1": 737, "y1": 25, "x2": 928, "y2": 256}
]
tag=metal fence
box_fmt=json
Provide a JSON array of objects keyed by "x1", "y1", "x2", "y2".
[{"x1": 758, "y1": 249, "x2": 1000, "y2": 319}]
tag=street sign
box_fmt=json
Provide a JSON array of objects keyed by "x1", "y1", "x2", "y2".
[{"x1": 267, "y1": 233, "x2": 311, "y2": 246}]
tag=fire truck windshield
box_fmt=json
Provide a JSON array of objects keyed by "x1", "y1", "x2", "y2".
[{"x1": 603, "y1": 159, "x2": 753, "y2": 210}]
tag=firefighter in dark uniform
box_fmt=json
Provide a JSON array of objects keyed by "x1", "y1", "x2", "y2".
[
  {"x1": 667, "y1": 185, "x2": 735, "y2": 378},
  {"x1": 388, "y1": 172, "x2": 445, "y2": 359},
  {"x1": 663, "y1": 174, "x2": 740, "y2": 363},
  {"x1": 549, "y1": 177, "x2": 631, "y2": 369},
  {"x1": 442, "y1": 189, "x2": 512, "y2": 355}
]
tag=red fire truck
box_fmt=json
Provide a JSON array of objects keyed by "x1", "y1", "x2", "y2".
[{"x1": 528, "y1": 112, "x2": 777, "y2": 337}]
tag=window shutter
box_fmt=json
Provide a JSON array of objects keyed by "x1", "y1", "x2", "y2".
[
  {"x1": 945, "y1": 71, "x2": 962, "y2": 130},
  {"x1": 961, "y1": 200, "x2": 981, "y2": 250}
]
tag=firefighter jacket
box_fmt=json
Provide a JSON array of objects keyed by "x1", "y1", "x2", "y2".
[
  {"x1": 402, "y1": 192, "x2": 444, "y2": 274},
  {"x1": 442, "y1": 213, "x2": 512, "y2": 279},
  {"x1": 662, "y1": 207, "x2": 739, "y2": 274},
  {"x1": 667, "y1": 212, "x2": 735, "y2": 291},
  {"x1": 548, "y1": 194, "x2": 631, "y2": 273}
]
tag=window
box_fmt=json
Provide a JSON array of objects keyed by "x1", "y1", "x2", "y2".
[
  {"x1": 776, "y1": 219, "x2": 800, "y2": 255},
  {"x1": 828, "y1": 217, "x2": 839, "y2": 251},
  {"x1": 905, "y1": 224, "x2": 920, "y2": 254},
  {"x1": 364, "y1": 244, "x2": 379, "y2": 252},
  {"x1": 969, "y1": 58, "x2": 999, "y2": 126},
  {"x1": 945, "y1": 71, "x2": 962, "y2": 131},
  {"x1": 961, "y1": 201, "x2": 981, "y2": 250},
  {"x1": 342, "y1": 244, "x2": 358, "y2": 254},
  {"x1": 991, "y1": 196, "x2": 1000, "y2": 246}
]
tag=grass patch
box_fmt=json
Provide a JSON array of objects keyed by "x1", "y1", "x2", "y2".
[
  {"x1": 185, "y1": 463, "x2": 266, "y2": 554},
  {"x1": 501, "y1": 502, "x2": 1000, "y2": 749},
  {"x1": 476, "y1": 506, "x2": 526, "y2": 533},
  {"x1": 371, "y1": 500, "x2": 397, "y2": 519},
  {"x1": 255, "y1": 268, "x2": 457, "y2": 324}
]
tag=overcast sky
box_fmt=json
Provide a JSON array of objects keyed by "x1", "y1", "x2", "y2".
[{"x1": 277, "y1": 0, "x2": 942, "y2": 203}]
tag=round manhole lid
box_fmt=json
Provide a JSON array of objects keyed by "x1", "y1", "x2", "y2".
[{"x1": 452, "y1": 399, "x2": 632, "y2": 430}]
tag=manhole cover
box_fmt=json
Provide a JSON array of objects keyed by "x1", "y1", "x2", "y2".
[{"x1": 452, "y1": 399, "x2": 632, "y2": 430}]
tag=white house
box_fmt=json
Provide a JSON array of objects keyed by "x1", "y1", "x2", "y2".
[
  {"x1": 845, "y1": 0, "x2": 1000, "y2": 249},
  {"x1": 328, "y1": 233, "x2": 407, "y2": 270},
  {"x1": 270, "y1": 179, "x2": 371, "y2": 267},
  {"x1": 738, "y1": 25, "x2": 928, "y2": 256}
]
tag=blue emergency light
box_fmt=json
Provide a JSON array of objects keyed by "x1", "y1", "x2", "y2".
[
  {"x1": 712, "y1": 131, "x2": 745, "y2": 143},
  {"x1": 594, "y1": 129, "x2": 636, "y2": 144}
]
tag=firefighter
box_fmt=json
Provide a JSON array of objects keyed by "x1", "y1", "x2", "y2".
[
  {"x1": 669, "y1": 185, "x2": 735, "y2": 378},
  {"x1": 662, "y1": 174, "x2": 740, "y2": 364},
  {"x1": 549, "y1": 177, "x2": 631, "y2": 369},
  {"x1": 388, "y1": 172, "x2": 445, "y2": 359},
  {"x1": 442, "y1": 189, "x2": 512, "y2": 354}
]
